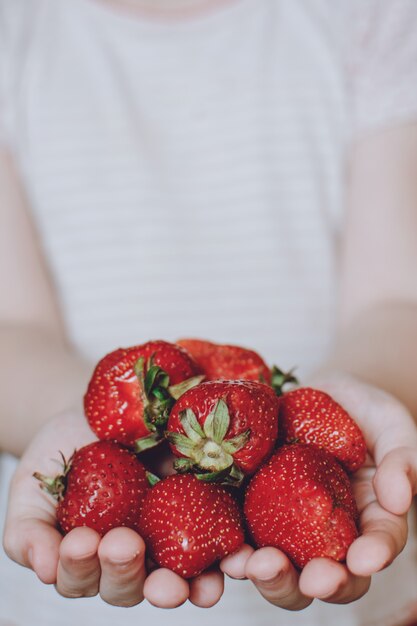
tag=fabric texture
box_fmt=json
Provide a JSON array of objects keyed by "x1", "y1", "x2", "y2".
[{"x1": 348, "y1": 0, "x2": 417, "y2": 135}]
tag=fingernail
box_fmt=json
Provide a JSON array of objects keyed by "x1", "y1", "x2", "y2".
[
  {"x1": 110, "y1": 558, "x2": 135, "y2": 566},
  {"x1": 110, "y1": 550, "x2": 141, "y2": 566},
  {"x1": 255, "y1": 570, "x2": 283, "y2": 584}
]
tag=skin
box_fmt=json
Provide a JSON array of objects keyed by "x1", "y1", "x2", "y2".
[{"x1": 1, "y1": 2, "x2": 417, "y2": 607}]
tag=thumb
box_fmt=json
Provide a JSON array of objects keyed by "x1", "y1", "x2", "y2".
[{"x1": 3, "y1": 516, "x2": 62, "y2": 584}]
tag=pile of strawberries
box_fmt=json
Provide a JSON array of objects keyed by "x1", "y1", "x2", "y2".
[{"x1": 35, "y1": 339, "x2": 367, "y2": 577}]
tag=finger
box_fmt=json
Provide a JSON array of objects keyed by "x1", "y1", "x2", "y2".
[
  {"x1": 373, "y1": 448, "x2": 417, "y2": 515},
  {"x1": 144, "y1": 567, "x2": 189, "y2": 608},
  {"x1": 220, "y1": 543, "x2": 255, "y2": 579},
  {"x1": 98, "y1": 528, "x2": 146, "y2": 607},
  {"x1": 189, "y1": 567, "x2": 224, "y2": 608},
  {"x1": 299, "y1": 558, "x2": 371, "y2": 603},
  {"x1": 347, "y1": 501, "x2": 408, "y2": 576},
  {"x1": 244, "y1": 547, "x2": 312, "y2": 610},
  {"x1": 56, "y1": 527, "x2": 101, "y2": 598},
  {"x1": 3, "y1": 517, "x2": 62, "y2": 584},
  {"x1": 362, "y1": 399, "x2": 417, "y2": 466}
]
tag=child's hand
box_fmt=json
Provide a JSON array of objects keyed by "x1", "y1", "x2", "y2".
[
  {"x1": 220, "y1": 373, "x2": 417, "y2": 609},
  {"x1": 2, "y1": 410, "x2": 224, "y2": 608},
  {"x1": 5, "y1": 375, "x2": 416, "y2": 611}
]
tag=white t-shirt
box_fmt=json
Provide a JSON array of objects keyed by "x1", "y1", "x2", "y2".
[{"x1": 1, "y1": 1, "x2": 417, "y2": 625}]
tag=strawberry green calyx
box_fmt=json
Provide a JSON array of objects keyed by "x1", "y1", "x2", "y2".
[
  {"x1": 146, "y1": 470, "x2": 161, "y2": 487},
  {"x1": 166, "y1": 399, "x2": 250, "y2": 487},
  {"x1": 169, "y1": 376, "x2": 205, "y2": 400},
  {"x1": 134, "y1": 357, "x2": 174, "y2": 430},
  {"x1": 194, "y1": 463, "x2": 245, "y2": 487},
  {"x1": 134, "y1": 432, "x2": 163, "y2": 453},
  {"x1": 33, "y1": 451, "x2": 72, "y2": 502},
  {"x1": 270, "y1": 366, "x2": 298, "y2": 396},
  {"x1": 134, "y1": 356, "x2": 205, "y2": 448}
]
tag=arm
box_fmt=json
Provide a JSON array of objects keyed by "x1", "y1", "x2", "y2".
[
  {"x1": 221, "y1": 122, "x2": 417, "y2": 607},
  {"x1": 317, "y1": 123, "x2": 417, "y2": 418},
  {"x1": 0, "y1": 148, "x2": 92, "y2": 456}
]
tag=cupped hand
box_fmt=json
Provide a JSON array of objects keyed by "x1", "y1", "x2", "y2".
[
  {"x1": 2, "y1": 410, "x2": 224, "y2": 608},
  {"x1": 220, "y1": 373, "x2": 417, "y2": 609}
]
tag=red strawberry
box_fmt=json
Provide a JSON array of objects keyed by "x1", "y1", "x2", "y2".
[
  {"x1": 177, "y1": 338, "x2": 298, "y2": 397},
  {"x1": 33, "y1": 440, "x2": 149, "y2": 536},
  {"x1": 137, "y1": 473, "x2": 244, "y2": 578},
  {"x1": 278, "y1": 387, "x2": 367, "y2": 472},
  {"x1": 177, "y1": 338, "x2": 272, "y2": 385},
  {"x1": 84, "y1": 340, "x2": 204, "y2": 452},
  {"x1": 244, "y1": 443, "x2": 359, "y2": 569},
  {"x1": 166, "y1": 380, "x2": 279, "y2": 485}
]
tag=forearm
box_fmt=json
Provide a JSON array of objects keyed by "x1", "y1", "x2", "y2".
[
  {"x1": 0, "y1": 324, "x2": 93, "y2": 456},
  {"x1": 315, "y1": 300, "x2": 417, "y2": 419}
]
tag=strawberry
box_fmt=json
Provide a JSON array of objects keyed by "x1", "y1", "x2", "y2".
[
  {"x1": 137, "y1": 473, "x2": 244, "y2": 578},
  {"x1": 84, "y1": 340, "x2": 204, "y2": 452},
  {"x1": 33, "y1": 440, "x2": 149, "y2": 536},
  {"x1": 166, "y1": 380, "x2": 279, "y2": 485},
  {"x1": 177, "y1": 338, "x2": 272, "y2": 384},
  {"x1": 278, "y1": 387, "x2": 367, "y2": 472},
  {"x1": 177, "y1": 338, "x2": 298, "y2": 395},
  {"x1": 244, "y1": 443, "x2": 359, "y2": 569}
]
